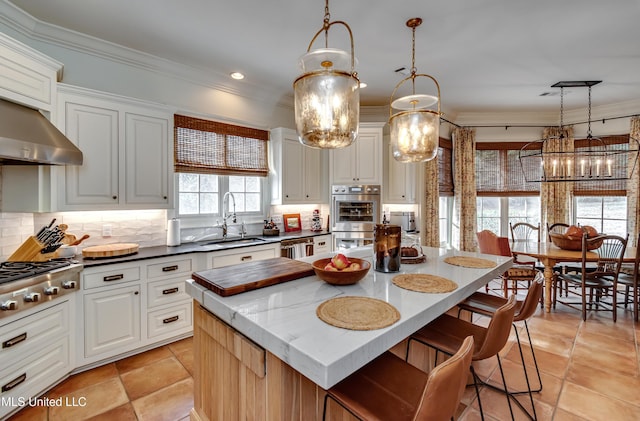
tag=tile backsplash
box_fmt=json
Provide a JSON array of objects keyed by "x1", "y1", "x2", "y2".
[{"x1": 0, "y1": 204, "x2": 331, "y2": 261}]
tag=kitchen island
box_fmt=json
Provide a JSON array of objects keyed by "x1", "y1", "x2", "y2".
[{"x1": 186, "y1": 246, "x2": 511, "y2": 420}]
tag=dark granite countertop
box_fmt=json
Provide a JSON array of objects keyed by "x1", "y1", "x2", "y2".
[{"x1": 78, "y1": 230, "x2": 331, "y2": 268}]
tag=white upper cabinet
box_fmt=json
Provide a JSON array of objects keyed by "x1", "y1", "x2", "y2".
[
  {"x1": 330, "y1": 123, "x2": 384, "y2": 185},
  {"x1": 384, "y1": 138, "x2": 417, "y2": 203},
  {"x1": 57, "y1": 85, "x2": 173, "y2": 210},
  {"x1": 270, "y1": 128, "x2": 328, "y2": 204},
  {"x1": 0, "y1": 33, "x2": 61, "y2": 111}
]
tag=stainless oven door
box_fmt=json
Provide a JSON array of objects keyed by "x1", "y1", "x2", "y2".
[{"x1": 332, "y1": 195, "x2": 379, "y2": 232}]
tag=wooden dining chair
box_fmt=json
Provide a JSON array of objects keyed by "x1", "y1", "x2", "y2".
[
  {"x1": 457, "y1": 271, "x2": 544, "y2": 420},
  {"x1": 323, "y1": 336, "x2": 474, "y2": 421},
  {"x1": 555, "y1": 233, "x2": 628, "y2": 322},
  {"x1": 477, "y1": 230, "x2": 539, "y2": 298},
  {"x1": 617, "y1": 232, "x2": 640, "y2": 321},
  {"x1": 407, "y1": 295, "x2": 519, "y2": 421},
  {"x1": 510, "y1": 222, "x2": 540, "y2": 243}
]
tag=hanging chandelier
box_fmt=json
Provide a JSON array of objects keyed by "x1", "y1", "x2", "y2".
[
  {"x1": 519, "y1": 81, "x2": 640, "y2": 183},
  {"x1": 293, "y1": 0, "x2": 360, "y2": 149},
  {"x1": 389, "y1": 18, "x2": 442, "y2": 163}
]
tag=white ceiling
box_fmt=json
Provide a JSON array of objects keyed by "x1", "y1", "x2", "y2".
[{"x1": 7, "y1": 0, "x2": 640, "y2": 117}]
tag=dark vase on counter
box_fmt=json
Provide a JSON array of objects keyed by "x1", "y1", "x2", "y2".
[{"x1": 373, "y1": 224, "x2": 401, "y2": 273}]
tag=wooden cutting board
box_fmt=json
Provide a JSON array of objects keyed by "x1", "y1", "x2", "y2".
[
  {"x1": 82, "y1": 243, "x2": 139, "y2": 259},
  {"x1": 193, "y1": 257, "x2": 315, "y2": 297}
]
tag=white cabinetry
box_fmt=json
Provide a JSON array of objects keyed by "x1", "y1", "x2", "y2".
[
  {"x1": 57, "y1": 84, "x2": 173, "y2": 210},
  {"x1": 270, "y1": 128, "x2": 328, "y2": 204},
  {"x1": 83, "y1": 284, "x2": 141, "y2": 358},
  {"x1": 330, "y1": 123, "x2": 384, "y2": 185},
  {"x1": 384, "y1": 139, "x2": 417, "y2": 203},
  {"x1": 208, "y1": 243, "x2": 280, "y2": 268},
  {"x1": 79, "y1": 255, "x2": 194, "y2": 367},
  {"x1": 313, "y1": 234, "x2": 332, "y2": 254},
  {"x1": 0, "y1": 302, "x2": 71, "y2": 420}
]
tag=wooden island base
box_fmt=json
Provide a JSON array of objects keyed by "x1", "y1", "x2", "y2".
[{"x1": 190, "y1": 302, "x2": 437, "y2": 421}]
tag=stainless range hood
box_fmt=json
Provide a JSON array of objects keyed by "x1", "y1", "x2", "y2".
[{"x1": 0, "y1": 98, "x2": 83, "y2": 165}]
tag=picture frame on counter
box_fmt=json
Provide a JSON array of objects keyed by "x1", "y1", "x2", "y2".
[{"x1": 283, "y1": 213, "x2": 302, "y2": 232}]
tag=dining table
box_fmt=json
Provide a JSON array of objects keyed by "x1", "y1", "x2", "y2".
[{"x1": 510, "y1": 240, "x2": 637, "y2": 312}]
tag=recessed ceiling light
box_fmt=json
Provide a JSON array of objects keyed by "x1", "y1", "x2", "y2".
[{"x1": 230, "y1": 72, "x2": 245, "y2": 80}]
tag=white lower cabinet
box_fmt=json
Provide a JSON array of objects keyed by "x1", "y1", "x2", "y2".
[
  {"x1": 83, "y1": 284, "x2": 141, "y2": 358},
  {"x1": 0, "y1": 301, "x2": 71, "y2": 420},
  {"x1": 313, "y1": 234, "x2": 332, "y2": 254},
  {"x1": 78, "y1": 255, "x2": 195, "y2": 367}
]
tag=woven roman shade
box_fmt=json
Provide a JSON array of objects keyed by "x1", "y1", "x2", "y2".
[
  {"x1": 573, "y1": 135, "x2": 629, "y2": 196},
  {"x1": 438, "y1": 138, "x2": 454, "y2": 196},
  {"x1": 174, "y1": 115, "x2": 269, "y2": 177},
  {"x1": 476, "y1": 142, "x2": 540, "y2": 196}
]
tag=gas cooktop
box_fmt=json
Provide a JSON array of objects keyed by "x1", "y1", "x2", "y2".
[{"x1": 0, "y1": 260, "x2": 72, "y2": 285}]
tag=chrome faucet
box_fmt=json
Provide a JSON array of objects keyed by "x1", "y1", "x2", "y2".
[{"x1": 221, "y1": 192, "x2": 237, "y2": 239}]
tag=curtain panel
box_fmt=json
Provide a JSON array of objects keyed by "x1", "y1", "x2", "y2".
[
  {"x1": 540, "y1": 126, "x2": 574, "y2": 231},
  {"x1": 453, "y1": 127, "x2": 477, "y2": 251},
  {"x1": 420, "y1": 157, "x2": 440, "y2": 247},
  {"x1": 628, "y1": 117, "x2": 640, "y2": 240}
]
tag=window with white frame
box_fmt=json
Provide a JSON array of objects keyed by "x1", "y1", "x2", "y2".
[
  {"x1": 476, "y1": 144, "x2": 541, "y2": 237},
  {"x1": 174, "y1": 115, "x2": 268, "y2": 220},
  {"x1": 574, "y1": 196, "x2": 627, "y2": 237}
]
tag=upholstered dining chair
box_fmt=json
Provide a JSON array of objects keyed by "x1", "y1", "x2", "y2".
[
  {"x1": 323, "y1": 336, "x2": 474, "y2": 421},
  {"x1": 457, "y1": 272, "x2": 545, "y2": 420},
  {"x1": 477, "y1": 230, "x2": 539, "y2": 298},
  {"x1": 407, "y1": 295, "x2": 518, "y2": 421},
  {"x1": 617, "y1": 232, "x2": 640, "y2": 321},
  {"x1": 555, "y1": 233, "x2": 628, "y2": 322}
]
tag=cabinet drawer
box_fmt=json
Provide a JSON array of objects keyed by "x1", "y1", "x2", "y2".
[
  {"x1": 0, "y1": 302, "x2": 69, "y2": 365},
  {"x1": 147, "y1": 258, "x2": 192, "y2": 279},
  {"x1": 147, "y1": 278, "x2": 190, "y2": 308},
  {"x1": 210, "y1": 246, "x2": 277, "y2": 268},
  {"x1": 313, "y1": 235, "x2": 332, "y2": 254},
  {"x1": 0, "y1": 337, "x2": 69, "y2": 419},
  {"x1": 83, "y1": 266, "x2": 140, "y2": 290},
  {"x1": 147, "y1": 302, "x2": 192, "y2": 339}
]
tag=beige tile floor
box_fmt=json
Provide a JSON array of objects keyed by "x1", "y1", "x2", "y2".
[{"x1": 8, "y1": 283, "x2": 640, "y2": 421}]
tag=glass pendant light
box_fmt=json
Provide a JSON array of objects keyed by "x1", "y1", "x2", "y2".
[
  {"x1": 389, "y1": 18, "x2": 441, "y2": 162},
  {"x1": 293, "y1": 0, "x2": 360, "y2": 149}
]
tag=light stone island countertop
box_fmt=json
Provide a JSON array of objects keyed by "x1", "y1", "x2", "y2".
[{"x1": 186, "y1": 246, "x2": 512, "y2": 389}]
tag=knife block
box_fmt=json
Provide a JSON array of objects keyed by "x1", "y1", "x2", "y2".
[{"x1": 8, "y1": 236, "x2": 57, "y2": 262}]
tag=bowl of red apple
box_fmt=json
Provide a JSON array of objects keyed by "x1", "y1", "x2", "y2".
[{"x1": 312, "y1": 253, "x2": 371, "y2": 285}]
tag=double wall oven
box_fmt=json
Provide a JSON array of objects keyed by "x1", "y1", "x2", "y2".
[{"x1": 331, "y1": 185, "x2": 381, "y2": 250}]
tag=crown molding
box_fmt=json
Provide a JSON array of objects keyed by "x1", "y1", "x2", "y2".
[{"x1": 0, "y1": 0, "x2": 286, "y2": 107}]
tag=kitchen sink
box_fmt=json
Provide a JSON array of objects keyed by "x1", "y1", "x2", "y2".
[{"x1": 200, "y1": 236, "x2": 266, "y2": 246}]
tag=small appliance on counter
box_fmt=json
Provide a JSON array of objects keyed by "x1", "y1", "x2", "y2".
[{"x1": 390, "y1": 211, "x2": 416, "y2": 232}]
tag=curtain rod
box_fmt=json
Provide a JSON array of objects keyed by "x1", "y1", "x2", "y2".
[{"x1": 441, "y1": 113, "x2": 640, "y2": 130}]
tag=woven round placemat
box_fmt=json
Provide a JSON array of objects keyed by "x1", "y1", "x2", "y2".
[
  {"x1": 316, "y1": 296, "x2": 400, "y2": 330},
  {"x1": 443, "y1": 256, "x2": 497, "y2": 269},
  {"x1": 392, "y1": 274, "x2": 458, "y2": 293}
]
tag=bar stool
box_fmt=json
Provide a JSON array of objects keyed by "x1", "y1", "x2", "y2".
[
  {"x1": 457, "y1": 272, "x2": 544, "y2": 420},
  {"x1": 323, "y1": 336, "x2": 474, "y2": 421},
  {"x1": 406, "y1": 295, "x2": 519, "y2": 421}
]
